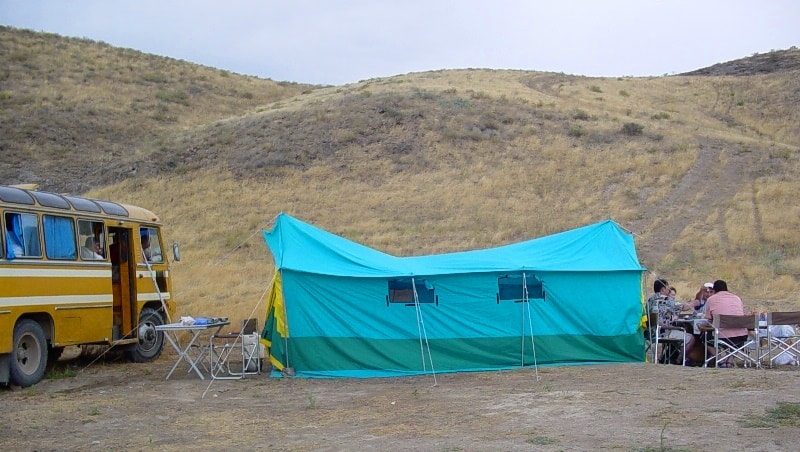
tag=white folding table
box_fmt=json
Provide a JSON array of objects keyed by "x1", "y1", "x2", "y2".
[{"x1": 156, "y1": 320, "x2": 229, "y2": 380}]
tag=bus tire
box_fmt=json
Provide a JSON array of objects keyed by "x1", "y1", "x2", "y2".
[
  {"x1": 10, "y1": 319, "x2": 48, "y2": 387},
  {"x1": 127, "y1": 307, "x2": 165, "y2": 363}
]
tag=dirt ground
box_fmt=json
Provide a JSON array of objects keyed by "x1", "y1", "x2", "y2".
[{"x1": 1, "y1": 345, "x2": 799, "y2": 452}]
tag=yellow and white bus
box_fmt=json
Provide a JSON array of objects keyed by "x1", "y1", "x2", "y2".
[{"x1": 1, "y1": 184, "x2": 178, "y2": 387}]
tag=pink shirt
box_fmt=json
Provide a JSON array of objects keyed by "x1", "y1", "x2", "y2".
[{"x1": 704, "y1": 291, "x2": 747, "y2": 338}]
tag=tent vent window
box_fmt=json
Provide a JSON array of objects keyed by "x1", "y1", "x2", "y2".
[
  {"x1": 386, "y1": 278, "x2": 438, "y2": 307},
  {"x1": 497, "y1": 274, "x2": 544, "y2": 303}
]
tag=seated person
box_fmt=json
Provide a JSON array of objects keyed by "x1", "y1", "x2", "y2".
[
  {"x1": 141, "y1": 233, "x2": 162, "y2": 262},
  {"x1": 704, "y1": 279, "x2": 748, "y2": 368},
  {"x1": 646, "y1": 279, "x2": 695, "y2": 364},
  {"x1": 81, "y1": 237, "x2": 103, "y2": 260},
  {"x1": 687, "y1": 282, "x2": 713, "y2": 315},
  {"x1": 647, "y1": 279, "x2": 691, "y2": 323}
]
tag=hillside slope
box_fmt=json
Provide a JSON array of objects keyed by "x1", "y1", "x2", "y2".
[
  {"x1": 2, "y1": 27, "x2": 800, "y2": 318},
  {"x1": 0, "y1": 26, "x2": 319, "y2": 194}
]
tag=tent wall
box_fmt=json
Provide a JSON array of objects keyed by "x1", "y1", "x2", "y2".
[{"x1": 266, "y1": 268, "x2": 644, "y2": 378}]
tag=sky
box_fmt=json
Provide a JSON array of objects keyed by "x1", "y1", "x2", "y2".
[{"x1": 2, "y1": 1, "x2": 799, "y2": 86}]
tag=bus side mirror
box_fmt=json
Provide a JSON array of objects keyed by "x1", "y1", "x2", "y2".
[{"x1": 172, "y1": 243, "x2": 181, "y2": 262}]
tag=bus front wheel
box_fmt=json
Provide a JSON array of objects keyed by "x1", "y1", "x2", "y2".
[
  {"x1": 10, "y1": 319, "x2": 48, "y2": 387},
  {"x1": 127, "y1": 308, "x2": 165, "y2": 363}
]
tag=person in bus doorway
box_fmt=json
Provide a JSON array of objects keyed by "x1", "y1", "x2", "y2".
[{"x1": 81, "y1": 237, "x2": 103, "y2": 260}]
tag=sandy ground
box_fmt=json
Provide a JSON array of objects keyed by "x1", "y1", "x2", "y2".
[{"x1": 1, "y1": 345, "x2": 799, "y2": 452}]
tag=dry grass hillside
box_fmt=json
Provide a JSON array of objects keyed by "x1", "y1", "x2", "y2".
[
  {"x1": 2, "y1": 26, "x2": 800, "y2": 322},
  {"x1": 0, "y1": 27, "x2": 318, "y2": 194}
]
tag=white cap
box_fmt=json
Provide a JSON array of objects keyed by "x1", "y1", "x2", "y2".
[{"x1": 703, "y1": 282, "x2": 713, "y2": 289}]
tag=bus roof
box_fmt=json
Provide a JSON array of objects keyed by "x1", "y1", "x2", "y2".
[{"x1": 0, "y1": 185, "x2": 160, "y2": 223}]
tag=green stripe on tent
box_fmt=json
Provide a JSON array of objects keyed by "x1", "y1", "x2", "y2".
[{"x1": 274, "y1": 334, "x2": 644, "y2": 378}]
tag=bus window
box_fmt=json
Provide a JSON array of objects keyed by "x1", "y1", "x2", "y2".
[
  {"x1": 43, "y1": 215, "x2": 77, "y2": 260},
  {"x1": 78, "y1": 219, "x2": 106, "y2": 260},
  {"x1": 4, "y1": 212, "x2": 41, "y2": 259},
  {"x1": 140, "y1": 227, "x2": 163, "y2": 263}
]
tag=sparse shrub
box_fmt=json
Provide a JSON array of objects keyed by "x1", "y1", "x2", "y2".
[
  {"x1": 586, "y1": 131, "x2": 615, "y2": 145},
  {"x1": 46, "y1": 364, "x2": 76, "y2": 380},
  {"x1": 378, "y1": 106, "x2": 402, "y2": 121},
  {"x1": 155, "y1": 89, "x2": 189, "y2": 106},
  {"x1": 589, "y1": 85, "x2": 602, "y2": 93},
  {"x1": 412, "y1": 89, "x2": 437, "y2": 100},
  {"x1": 479, "y1": 118, "x2": 500, "y2": 131},
  {"x1": 744, "y1": 402, "x2": 800, "y2": 428},
  {"x1": 527, "y1": 436, "x2": 557, "y2": 445},
  {"x1": 621, "y1": 122, "x2": 644, "y2": 136},
  {"x1": 142, "y1": 73, "x2": 168, "y2": 83},
  {"x1": 9, "y1": 50, "x2": 30, "y2": 62},
  {"x1": 573, "y1": 109, "x2": 590, "y2": 120},
  {"x1": 568, "y1": 126, "x2": 585, "y2": 138},
  {"x1": 469, "y1": 90, "x2": 491, "y2": 100},
  {"x1": 651, "y1": 112, "x2": 670, "y2": 120},
  {"x1": 619, "y1": 89, "x2": 629, "y2": 97}
]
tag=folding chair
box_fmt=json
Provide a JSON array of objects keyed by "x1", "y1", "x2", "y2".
[
  {"x1": 762, "y1": 311, "x2": 800, "y2": 367},
  {"x1": 209, "y1": 318, "x2": 264, "y2": 379},
  {"x1": 707, "y1": 314, "x2": 759, "y2": 368},
  {"x1": 646, "y1": 313, "x2": 687, "y2": 365}
]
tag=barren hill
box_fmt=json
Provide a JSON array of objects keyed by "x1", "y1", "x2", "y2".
[
  {"x1": 2, "y1": 26, "x2": 800, "y2": 316},
  {"x1": 681, "y1": 47, "x2": 800, "y2": 76}
]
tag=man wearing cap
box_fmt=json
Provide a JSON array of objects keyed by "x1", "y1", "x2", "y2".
[
  {"x1": 704, "y1": 279, "x2": 747, "y2": 368},
  {"x1": 689, "y1": 282, "x2": 714, "y2": 315}
]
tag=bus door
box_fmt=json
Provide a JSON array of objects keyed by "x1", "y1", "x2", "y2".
[{"x1": 108, "y1": 227, "x2": 136, "y2": 340}]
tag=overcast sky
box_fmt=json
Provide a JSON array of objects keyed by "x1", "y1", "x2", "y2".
[{"x1": 2, "y1": 1, "x2": 798, "y2": 86}]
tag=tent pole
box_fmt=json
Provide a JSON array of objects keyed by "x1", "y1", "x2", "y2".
[
  {"x1": 411, "y1": 277, "x2": 437, "y2": 386},
  {"x1": 522, "y1": 273, "x2": 541, "y2": 381}
]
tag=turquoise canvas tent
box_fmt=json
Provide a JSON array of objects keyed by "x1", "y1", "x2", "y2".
[{"x1": 261, "y1": 213, "x2": 646, "y2": 378}]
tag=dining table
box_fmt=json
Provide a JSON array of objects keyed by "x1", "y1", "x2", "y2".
[
  {"x1": 672, "y1": 315, "x2": 714, "y2": 366},
  {"x1": 155, "y1": 318, "x2": 230, "y2": 380}
]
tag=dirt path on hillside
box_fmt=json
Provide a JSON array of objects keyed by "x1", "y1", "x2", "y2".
[
  {"x1": 1, "y1": 348, "x2": 799, "y2": 451},
  {"x1": 628, "y1": 138, "x2": 758, "y2": 270}
]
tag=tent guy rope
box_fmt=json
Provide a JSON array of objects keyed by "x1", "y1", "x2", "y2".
[{"x1": 412, "y1": 276, "x2": 438, "y2": 386}]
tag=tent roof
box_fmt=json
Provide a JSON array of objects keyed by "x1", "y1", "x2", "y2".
[{"x1": 264, "y1": 213, "x2": 644, "y2": 277}]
